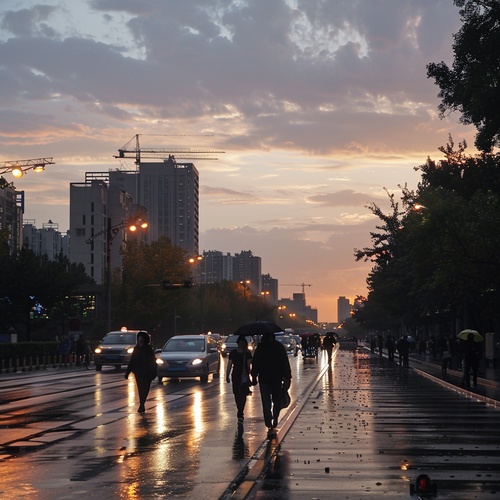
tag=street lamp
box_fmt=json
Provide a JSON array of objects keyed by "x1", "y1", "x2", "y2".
[
  {"x1": 86, "y1": 207, "x2": 148, "y2": 331},
  {"x1": 189, "y1": 255, "x2": 204, "y2": 333},
  {"x1": 240, "y1": 280, "x2": 250, "y2": 299},
  {"x1": 1, "y1": 157, "x2": 55, "y2": 178}
]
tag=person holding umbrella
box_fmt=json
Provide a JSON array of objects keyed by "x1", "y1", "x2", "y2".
[
  {"x1": 226, "y1": 335, "x2": 253, "y2": 426},
  {"x1": 251, "y1": 330, "x2": 292, "y2": 438}
]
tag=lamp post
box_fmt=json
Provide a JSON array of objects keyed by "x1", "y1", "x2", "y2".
[
  {"x1": 86, "y1": 207, "x2": 148, "y2": 331},
  {"x1": 189, "y1": 255, "x2": 204, "y2": 333},
  {"x1": 240, "y1": 280, "x2": 250, "y2": 299}
]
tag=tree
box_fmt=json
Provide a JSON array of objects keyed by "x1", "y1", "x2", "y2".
[{"x1": 427, "y1": 1, "x2": 500, "y2": 152}]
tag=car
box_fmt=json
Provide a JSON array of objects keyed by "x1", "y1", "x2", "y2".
[
  {"x1": 220, "y1": 334, "x2": 256, "y2": 357},
  {"x1": 275, "y1": 334, "x2": 296, "y2": 353},
  {"x1": 155, "y1": 335, "x2": 221, "y2": 383},
  {"x1": 93, "y1": 328, "x2": 144, "y2": 371}
]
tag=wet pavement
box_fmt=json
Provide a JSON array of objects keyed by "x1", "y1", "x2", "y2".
[
  {"x1": 1, "y1": 346, "x2": 500, "y2": 499},
  {"x1": 246, "y1": 347, "x2": 500, "y2": 499}
]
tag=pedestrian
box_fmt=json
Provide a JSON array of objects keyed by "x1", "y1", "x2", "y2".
[
  {"x1": 461, "y1": 332, "x2": 480, "y2": 389},
  {"x1": 322, "y1": 331, "x2": 337, "y2": 365},
  {"x1": 124, "y1": 331, "x2": 158, "y2": 413},
  {"x1": 84, "y1": 340, "x2": 92, "y2": 369},
  {"x1": 386, "y1": 335, "x2": 395, "y2": 361},
  {"x1": 226, "y1": 335, "x2": 253, "y2": 426},
  {"x1": 75, "y1": 334, "x2": 85, "y2": 366},
  {"x1": 441, "y1": 336, "x2": 452, "y2": 376},
  {"x1": 251, "y1": 331, "x2": 292, "y2": 437},
  {"x1": 58, "y1": 335, "x2": 71, "y2": 366},
  {"x1": 377, "y1": 335, "x2": 384, "y2": 357},
  {"x1": 396, "y1": 335, "x2": 410, "y2": 368}
]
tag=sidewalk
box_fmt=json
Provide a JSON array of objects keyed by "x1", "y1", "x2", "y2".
[{"x1": 247, "y1": 346, "x2": 500, "y2": 499}]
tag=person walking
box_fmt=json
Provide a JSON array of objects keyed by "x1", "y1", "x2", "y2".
[
  {"x1": 322, "y1": 331, "x2": 337, "y2": 365},
  {"x1": 462, "y1": 332, "x2": 480, "y2": 389},
  {"x1": 125, "y1": 331, "x2": 157, "y2": 413},
  {"x1": 75, "y1": 334, "x2": 85, "y2": 366},
  {"x1": 396, "y1": 335, "x2": 410, "y2": 368},
  {"x1": 251, "y1": 331, "x2": 292, "y2": 437},
  {"x1": 441, "y1": 336, "x2": 452, "y2": 376},
  {"x1": 226, "y1": 335, "x2": 253, "y2": 426},
  {"x1": 386, "y1": 335, "x2": 396, "y2": 361}
]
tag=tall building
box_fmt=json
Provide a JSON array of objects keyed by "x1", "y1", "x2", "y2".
[
  {"x1": 232, "y1": 250, "x2": 262, "y2": 295},
  {"x1": 0, "y1": 183, "x2": 23, "y2": 253},
  {"x1": 22, "y1": 220, "x2": 66, "y2": 259},
  {"x1": 200, "y1": 250, "x2": 234, "y2": 283},
  {"x1": 108, "y1": 158, "x2": 199, "y2": 255},
  {"x1": 69, "y1": 158, "x2": 199, "y2": 283},
  {"x1": 261, "y1": 273, "x2": 278, "y2": 305},
  {"x1": 337, "y1": 296, "x2": 352, "y2": 323},
  {"x1": 278, "y1": 293, "x2": 318, "y2": 323}
]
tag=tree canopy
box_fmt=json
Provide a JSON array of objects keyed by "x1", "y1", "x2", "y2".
[
  {"x1": 427, "y1": 0, "x2": 500, "y2": 152},
  {"x1": 354, "y1": 138, "x2": 500, "y2": 336}
]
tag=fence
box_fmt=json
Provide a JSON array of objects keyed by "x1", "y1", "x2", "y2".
[{"x1": 0, "y1": 353, "x2": 90, "y2": 374}]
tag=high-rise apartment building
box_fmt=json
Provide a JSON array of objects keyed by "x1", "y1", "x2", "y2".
[
  {"x1": 232, "y1": 250, "x2": 262, "y2": 295},
  {"x1": 261, "y1": 273, "x2": 278, "y2": 305},
  {"x1": 200, "y1": 250, "x2": 234, "y2": 283},
  {"x1": 337, "y1": 296, "x2": 352, "y2": 323},
  {"x1": 23, "y1": 220, "x2": 66, "y2": 260},
  {"x1": 0, "y1": 184, "x2": 23, "y2": 253},
  {"x1": 69, "y1": 158, "x2": 199, "y2": 283},
  {"x1": 108, "y1": 159, "x2": 199, "y2": 255}
]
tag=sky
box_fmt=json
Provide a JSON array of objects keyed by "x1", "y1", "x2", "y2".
[{"x1": 0, "y1": 0, "x2": 478, "y2": 323}]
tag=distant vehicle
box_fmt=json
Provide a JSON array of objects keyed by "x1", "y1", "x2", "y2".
[
  {"x1": 289, "y1": 334, "x2": 301, "y2": 355},
  {"x1": 275, "y1": 334, "x2": 296, "y2": 353},
  {"x1": 93, "y1": 328, "x2": 143, "y2": 371},
  {"x1": 156, "y1": 335, "x2": 221, "y2": 383},
  {"x1": 337, "y1": 336, "x2": 359, "y2": 350},
  {"x1": 220, "y1": 334, "x2": 256, "y2": 357}
]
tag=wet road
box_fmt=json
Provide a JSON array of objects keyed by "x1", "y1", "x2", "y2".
[
  {"x1": 1, "y1": 348, "x2": 500, "y2": 499},
  {"x1": 253, "y1": 348, "x2": 500, "y2": 499},
  {"x1": 0, "y1": 354, "x2": 321, "y2": 499}
]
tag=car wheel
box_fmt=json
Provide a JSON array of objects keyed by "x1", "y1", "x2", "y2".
[
  {"x1": 200, "y1": 367, "x2": 209, "y2": 383},
  {"x1": 95, "y1": 364, "x2": 102, "y2": 371}
]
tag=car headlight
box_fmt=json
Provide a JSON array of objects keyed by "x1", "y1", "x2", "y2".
[
  {"x1": 248, "y1": 345, "x2": 254, "y2": 351},
  {"x1": 192, "y1": 358, "x2": 203, "y2": 366},
  {"x1": 221, "y1": 343, "x2": 226, "y2": 350},
  {"x1": 94, "y1": 347, "x2": 102, "y2": 354},
  {"x1": 127, "y1": 347, "x2": 134, "y2": 354},
  {"x1": 156, "y1": 358, "x2": 164, "y2": 365}
]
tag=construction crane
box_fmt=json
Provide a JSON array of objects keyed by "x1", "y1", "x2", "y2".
[
  {"x1": 1, "y1": 157, "x2": 54, "y2": 179},
  {"x1": 282, "y1": 283, "x2": 313, "y2": 294},
  {"x1": 114, "y1": 134, "x2": 224, "y2": 165}
]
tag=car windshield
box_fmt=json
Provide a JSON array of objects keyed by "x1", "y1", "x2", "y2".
[
  {"x1": 164, "y1": 338, "x2": 206, "y2": 353},
  {"x1": 102, "y1": 333, "x2": 137, "y2": 344}
]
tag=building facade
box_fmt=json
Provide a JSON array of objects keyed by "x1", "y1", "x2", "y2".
[
  {"x1": 0, "y1": 184, "x2": 23, "y2": 253},
  {"x1": 337, "y1": 296, "x2": 352, "y2": 323}
]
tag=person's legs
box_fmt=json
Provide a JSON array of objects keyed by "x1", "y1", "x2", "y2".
[
  {"x1": 259, "y1": 382, "x2": 273, "y2": 428},
  {"x1": 235, "y1": 392, "x2": 247, "y2": 420},
  {"x1": 136, "y1": 376, "x2": 151, "y2": 411},
  {"x1": 270, "y1": 380, "x2": 283, "y2": 428}
]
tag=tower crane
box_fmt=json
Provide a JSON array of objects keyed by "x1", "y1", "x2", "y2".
[
  {"x1": 282, "y1": 283, "x2": 313, "y2": 294},
  {"x1": 114, "y1": 134, "x2": 224, "y2": 165}
]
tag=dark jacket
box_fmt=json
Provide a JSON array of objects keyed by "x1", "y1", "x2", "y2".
[
  {"x1": 125, "y1": 344, "x2": 157, "y2": 380},
  {"x1": 251, "y1": 338, "x2": 291, "y2": 384}
]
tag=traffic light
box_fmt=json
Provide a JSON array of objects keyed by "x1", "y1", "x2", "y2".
[{"x1": 161, "y1": 279, "x2": 192, "y2": 289}]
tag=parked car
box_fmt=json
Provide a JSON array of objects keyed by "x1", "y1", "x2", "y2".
[
  {"x1": 275, "y1": 334, "x2": 296, "y2": 353},
  {"x1": 156, "y1": 335, "x2": 221, "y2": 383},
  {"x1": 220, "y1": 334, "x2": 256, "y2": 357},
  {"x1": 93, "y1": 328, "x2": 143, "y2": 371}
]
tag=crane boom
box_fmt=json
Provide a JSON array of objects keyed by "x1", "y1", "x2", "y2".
[
  {"x1": 282, "y1": 283, "x2": 313, "y2": 294},
  {"x1": 114, "y1": 134, "x2": 224, "y2": 164}
]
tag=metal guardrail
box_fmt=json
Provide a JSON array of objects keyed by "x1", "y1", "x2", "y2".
[{"x1": 0, "y1": 354, "x2": 90, "y2": 374}]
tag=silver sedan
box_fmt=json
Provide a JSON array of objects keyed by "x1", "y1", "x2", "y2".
[{"x1": 156, "y1": 335, "x2": 221, "y2": 383}]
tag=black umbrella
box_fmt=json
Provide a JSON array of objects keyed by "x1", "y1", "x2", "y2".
[{"x1": 233, "y1": 321, "x2": 283, "y2": 337}]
